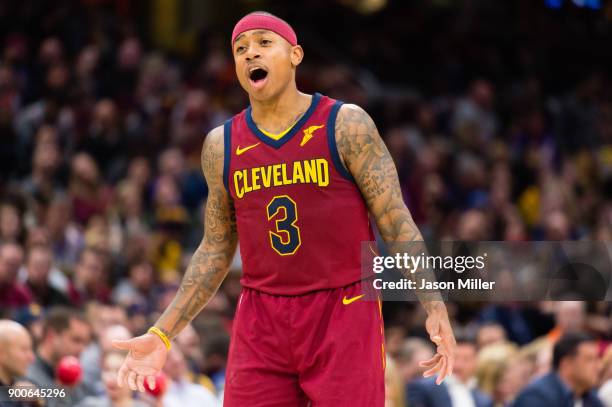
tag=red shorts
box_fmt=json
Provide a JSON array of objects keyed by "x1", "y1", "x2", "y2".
[{"x1": 224, "y1": 280, "x2": 385, "y2": 407}]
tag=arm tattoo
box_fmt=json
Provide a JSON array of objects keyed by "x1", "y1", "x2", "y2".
[
  {"x1": 155, "y1": 126, "x2": 238, "y2": 339},
  {"x1": 336, "y1": 105, "x2": 442, "y2": 307}
]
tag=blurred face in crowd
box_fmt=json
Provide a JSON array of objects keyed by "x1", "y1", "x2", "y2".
[
  {"x1": 233, "y1": 29, "x2": 303, "y2": 101},
  {"x1": 101, "y1": 352, "x2": 132, "y2": 401},
  {"x1": 26, "y1": 247, "x2": 53, "y2": 285},
  {"x1": 497, "y1": 357, "x2": 533, "y2": 403},
  {"x1": 555, "y1": 301, "x2": 585, "y2": 334},
  {"x1": 47, "y1": 318, "x2": 91, "y2": 362},
  {"x1": 0, "y1": 321, "x2": 35, "y2": 382},
  {"x1": 163, "y1": 347, "x2": 187, "y2": 381},
  {"x1": 75, "y1": 249, "x2": 104, "y2": 289},
  {"x1": 0, "y1": 242, "x2": 24, "y2": 283},
  {"x1": 89, "y1": 304, "x2": 127, "y2": 340},
  {"x1": 0, "y1": 203, "x2": 21, "y2": 241},
  {"x1": 454, "y1": 342, "x2": 478, "y2": 384},
  {"x1": 477, "y1": 324, "x2": 507, "y2": 349},
  {"x1": 130, "y1": 262, "x2": 154, "y2": 292},
  {"x1": 561, "y1": 341, "x2": 601, "y2": 394}
]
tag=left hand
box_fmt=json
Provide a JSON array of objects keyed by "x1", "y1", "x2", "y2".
[{"x1": 419, "y1": 302, "x2": 456, "y2": 385}]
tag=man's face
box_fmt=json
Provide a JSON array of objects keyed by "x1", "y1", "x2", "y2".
[
  {"x1": 0, "y1": 329, "x2": 35, "y2": 378},
  {"x1": 51, "y1": 319, "x2": 91, "y2": 361},
  {"x1": 233, "y1": 29, "x2": 302, "y2": 100},
  {"x1": 0, "y1": 244, "x2": 24, "y2": 282},
  {"x1": 76, "y1": 251, "x2": 103, "y2": 287},
  {"x1": 27, "y1": 249, "x2": 52, "y2": 285},
  {"x1": 453, "y1": 343, "x2": 477, "y2": 383},
  {"x1": 568, "y1": 342, "x2": 601, "y2": 391}
]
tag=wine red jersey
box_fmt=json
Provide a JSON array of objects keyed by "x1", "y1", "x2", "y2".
[{"x1": 223, "y1": 93, "x2": 374, "y2": 295}]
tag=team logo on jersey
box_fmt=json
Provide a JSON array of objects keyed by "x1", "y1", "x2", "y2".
[
  {"x1": 300, "y1": 125, "x2": 325, "y2": 147},
  {"x1": 236, "y1": 142, "x2": 261, "y2": 156}
]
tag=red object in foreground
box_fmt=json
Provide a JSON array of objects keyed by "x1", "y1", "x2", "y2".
[
  {"x1": 144, "y1": 372, "x2": 167, "y2": 398},
  {"x1": 55, "y1": 356, "x2": 82, "y2": 386}
]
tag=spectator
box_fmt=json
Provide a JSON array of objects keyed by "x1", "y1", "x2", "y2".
[
  {"x1": 0, "y1": 242, "x2": 31, "y2": 309},
  {"x1": 407, "y1": 336, "x2": 492, "y2": 407},
  {"x1": 26, "y1": 306, "x2": 91, "y2": 405},
  {"x1": 70, "y1": 247, "x2": 111, "y2": 306},
  {"x1": 0, "y1": 319, "x2": 35, "y2": 385},
  {"x1": 111, "y1": 259, "x2": 155, "y2": 309},
  {"x1": 0, "y1": 320, "x2": 36, "y2": 407},
  {"x1": 477, "y1": 323, "x2": 508, "y2": 350},
  {"x1": 162, "y1": 347, "x2": 219, "y2": 407},
  {"x1": 513, "y1": 333, "x2": 603, "y2": 407},
  {"x1": 76, "y1": 351, "x2": 149, "y2": 407},
  {"x1": 81, "y1": 324, "x2": 132, "y2": 397},
  {"x1": 22, "y1": 244, "x2": 71, "y2": 307},
  {"x1": 395, "y1": 338, "x2": 434, "y2": 385}
]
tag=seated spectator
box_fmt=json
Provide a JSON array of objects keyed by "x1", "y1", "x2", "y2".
[
  {"x1": 395, "y1": 337, "x2": 434, "y2": 385},
  {"x1": 162, "y1": 347, "x2": 219, "y2": 407},
  {"x1": 22, "y1": 244, "x2": 71, "y2": 307},
  {"x1": 81, "y1": 324, "x2": 132, "y2": 397},
  {"x1": 513, "y1": 333, "x2": 603, "y2": 407},
  {"x1": 26, "y1": 306, "x2": 91, "y2": 406},
  {"x1": 0, "y1": 242, "x2": 31, "y2": 309},
  {"x1": 477, "y1": 342, "x2": 532, "y2": 406},
  {"x1": 76, "y1": 351, "x2": 149, "y2": 407},
  {"x1": 0, "y1": 320, "x2": 36, "y2": 407},
  {"x1": 477, "y1": 323, "x2": 508, "y2": 349},
  {"x1": 408, "y1": 336, "x2": 493, "y2": 407},
  {"x1": 69, "y1": 247, "x2": 111, "y2": 306}
]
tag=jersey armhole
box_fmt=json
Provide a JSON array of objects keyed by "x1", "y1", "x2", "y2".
[
  {"x1": 326, "y1": 101, "x2": 355, "y2": 182},
  {"x1": 222, "y1": 119, "x2": 232, "y2": 192}
]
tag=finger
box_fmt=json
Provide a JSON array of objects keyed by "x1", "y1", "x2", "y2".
[
  {"x1": 418, "y1": 354, "x2": 442, "y2": 367},
  {"x1": 435, "y1": 356, "x2": 448, "y2": 385},
  {"x1": 423, "y1": 356, "x2": 444, "y2": 378},
  {"x1": 117, "y1": 363, "x2": 130, "y2": 388},
  {"x1": 146, "y1": 375, "x2": 156, "y2": 390},
  {"x1": 446, "y1": 354, "x2": 455, "y2": 377},
  {"x1": 136, "y1": 374, "x2": 146, "y2": 393},
  {"x1": 127, "y1": 370, "x2": 138, "y2": 391},
  {"x1": 112, "y1": 339, "x2": 134, "y2": 351}
]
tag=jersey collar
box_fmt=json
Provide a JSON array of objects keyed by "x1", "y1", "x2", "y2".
[{"x1": 246, "y1": 93, "x2": 322, "y2": 149}]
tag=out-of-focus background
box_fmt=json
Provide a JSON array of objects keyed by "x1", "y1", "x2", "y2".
[{"x1": 0, "y1": 0, "x2": 610, "y2": 406}]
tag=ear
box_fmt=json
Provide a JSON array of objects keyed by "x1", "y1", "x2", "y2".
[{"x1": 290, "y1": 45, "x2": 304, "y2": 67}]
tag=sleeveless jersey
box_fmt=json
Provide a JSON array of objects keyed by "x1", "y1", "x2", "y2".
[{"x1": 223, "y1": 93, "x2": 374, "y2": 295}]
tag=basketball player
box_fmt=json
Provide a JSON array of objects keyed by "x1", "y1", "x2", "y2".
[{"x1": 114, "y1": 12, "x2": 456, "y2": 406}]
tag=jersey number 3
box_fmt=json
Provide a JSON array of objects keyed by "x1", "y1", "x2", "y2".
[{"x1": 267, "y1": 195, "x2": 301, "y2": 256}]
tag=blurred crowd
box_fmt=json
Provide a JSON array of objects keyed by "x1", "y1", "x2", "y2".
[{"x1": 0, "y1": 0, "x2": 610, "y2": 406}]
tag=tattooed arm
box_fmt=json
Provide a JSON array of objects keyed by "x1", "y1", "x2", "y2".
[
  {"x1": 114, "y1": 125, "x2": 237, "y2": 392},
  {"x1": 335, "y1": 104, "x2": 455, "y2": 384},
  {"x1": 154, "y1": 125, "x2": 238, "y2": 339}
]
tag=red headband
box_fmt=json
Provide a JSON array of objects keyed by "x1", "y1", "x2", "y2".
[{"x1": 232, "y1": 13, "x2": 297, "y2": 46}]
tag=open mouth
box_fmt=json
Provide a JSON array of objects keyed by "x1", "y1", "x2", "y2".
[{"x1": 248, "y1": 67, "x2": 269, "y2": 89}]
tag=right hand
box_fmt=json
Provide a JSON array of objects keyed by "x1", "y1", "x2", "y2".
[{"x1": 112, "y1": 333, "x2": 169, "y2": 392}]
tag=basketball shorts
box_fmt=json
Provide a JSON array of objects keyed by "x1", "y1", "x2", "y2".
[{"x1": 224, "y1": 280, "x2": 385, "y2": 407}]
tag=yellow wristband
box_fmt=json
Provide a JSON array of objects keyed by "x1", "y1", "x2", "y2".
[{"x1": 148, "y1": 327, "x2": 171, "y2": 350}]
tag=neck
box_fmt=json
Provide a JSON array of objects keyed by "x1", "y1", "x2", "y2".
[
  {"x1": 558, "y1": 369, "x2": 586, "y2": 397},
  {"x1": 249, "y1": 84, "x2": 310, "y2": 132}
]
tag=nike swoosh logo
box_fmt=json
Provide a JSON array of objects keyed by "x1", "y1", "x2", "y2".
[
  {"x1": 300, "y1": 125, "x2": 325, "y2": 147},
  {"x1": 342, "y1": 294, "x2": 365, "y2": 305},
  {"x1": 236, "y1": 142, "x2": 261, "y2": 156}
]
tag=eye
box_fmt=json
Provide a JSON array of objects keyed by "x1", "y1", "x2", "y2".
[
  {"x1": 261, "y1": 39, "x2": 271, "y2": 46},
  {"x1": 235, "y1": 45, "x2": 246, "y2": 54}
]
